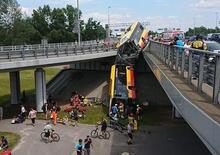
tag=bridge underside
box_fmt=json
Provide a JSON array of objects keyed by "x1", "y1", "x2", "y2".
[{"x1": 143, "y1": 50, "x2": 220, "y2": 155}]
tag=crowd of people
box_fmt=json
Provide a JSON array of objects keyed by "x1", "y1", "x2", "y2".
[
  {"x1": 152, "y1": 33, "x2": 207, "y2": 51},
  {"x1": 110, "y1": 100, "x2": 144, "y2": 144}
]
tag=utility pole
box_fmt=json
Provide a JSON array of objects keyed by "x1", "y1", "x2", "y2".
[
  {"x1": 107, "y1": 6, "x2": 111, "y2": 40},
  {"x1": 216, "y1": 12, "x2": 219, "y2": 32},
  {"x1": 77, "y1": 0, "x2": 81, "y2": 45},
  {"x1": 193, "y1": 17, "x2": 196, "y2": 35}
]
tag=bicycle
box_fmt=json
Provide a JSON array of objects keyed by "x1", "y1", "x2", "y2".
[
  {"x1": 90, "y1": 125, "x2": 110, "y2": 139},
  {"x1": 40, "y1": 130, "x2": 60, "y2": 142},
  {"x1": 108, "y1": 118, "x2": 127, "y2": 133}
]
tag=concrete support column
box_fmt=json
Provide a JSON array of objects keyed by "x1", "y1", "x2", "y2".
[
  {"x1": 10, "y1": 71, "x2": 20, "y2": 105},
  {"x1": 35, "y1": 68, "x2": 46, "y2": 112},
  {"x1": 172, "y1": 106, "x2": 182, "y2": 119}
]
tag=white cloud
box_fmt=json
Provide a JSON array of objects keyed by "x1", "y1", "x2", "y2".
[
  {"x1": 20, "y1": 7, "x2": 34, "y2": 16},
  {"x1": 82, "y1": 11, "x2": 133, "y2": 25},
  {"x1": 193, "y1": 0, "x2": 220, "y2": 9}
]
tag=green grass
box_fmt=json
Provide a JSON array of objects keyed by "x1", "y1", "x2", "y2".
[
  {"x1": 37, "y1": 104, "x2": 109, "y2": 125},
  {"x1": 0, "y1": 132, "x2": 20, "y2": 153},
  {"x1": 0, "y1": 67, "x2": 60, "y2": 106},
  {"x1": 79, "y1": 105, "x2": 108, "y2": 124}
]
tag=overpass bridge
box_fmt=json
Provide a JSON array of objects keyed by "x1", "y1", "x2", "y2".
[
  {"x1": 1, "y1": 39, "x2": 220, "y2": 154},
  {"x1": 144, "y1": 41, "x2": 220, "y2": 155},
  {"x1": 0, "y1": 41, "x2": 117, "y2": 111}
]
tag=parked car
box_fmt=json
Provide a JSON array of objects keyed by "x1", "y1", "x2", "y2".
[
  {"x1": 205, "y1": 41, "x2": 220, "y2": 62},
  {"x1": 210, "y1": 33, "x2": 220, "y2": 43}
]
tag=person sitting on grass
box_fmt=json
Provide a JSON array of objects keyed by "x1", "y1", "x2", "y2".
[
  {"x1": 11, "y1": 114, "x2": 25, "y2": 124},
  {"x1": 0, "y1": 136, "x2": 8, "y2": 151}
]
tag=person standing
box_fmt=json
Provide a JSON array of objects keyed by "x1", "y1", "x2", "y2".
[
  {"x1": 28, "y1": 108, "x2": 37, "y2": 126},
  {"x1": 21, "y1": 105, "x2": 26, "y2": 119},
  {"x1": 127, "y1": 123, "x2": 133, "y2": 145},
  {"x1": 42, "y1": 103, "x2": 48, "y2": 120},
  {"x1": 75, "y1": 139, "x2": 83, "y2": 155},
  {"x1": 111, "y1": 104, "x2": 118, "y2": 115},
  {"x1": 51, "y1": 108, "x2": 57, "y2": 125},
  {"x1": 84, "y1": 135, "x2": 92, "y2": 155}
]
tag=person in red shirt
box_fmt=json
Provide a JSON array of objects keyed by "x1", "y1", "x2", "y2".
[{"x1": 1, "y1": 150, "x2": 12, "y2": 155}]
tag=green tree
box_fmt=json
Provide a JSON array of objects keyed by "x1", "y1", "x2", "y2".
[
  {"x1": 185, "y1": 26, "x2": 220, "y2": 37},
  {"x1": 3, "y1": 19, "x2": 41, "y2": 45},
  {"x1": 0, "y1": 0, "x2": 21, "y2": 29},
  {"x1": 63, "y1": 5, "x2": 78, "y2": 32},
  {"x1": 82, "y1": 18, "x2": 106, "y2": 41},
  {"x1": 50, "y1": 8, "x2": 66, "y2": 30},
  {"x1": 32, "y1": 5, "x2": 51, "y2": 37}
]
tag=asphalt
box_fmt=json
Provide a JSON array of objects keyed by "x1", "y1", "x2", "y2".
[{"x1": 0, "y1": 119, "x2": 211, "y2": 155}]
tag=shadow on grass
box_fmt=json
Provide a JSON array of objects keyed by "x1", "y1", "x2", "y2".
[{"x1": 0, "y1": 89, "x2": 36, "y2": 119}]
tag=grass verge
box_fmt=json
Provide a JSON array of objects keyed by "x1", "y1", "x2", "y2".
[
  {"x1": 37, "y1": 104, "x2": 109, "y2": 125},
  {"x1": 0, "y1": 132, "x2": 20, "y2": 153}
]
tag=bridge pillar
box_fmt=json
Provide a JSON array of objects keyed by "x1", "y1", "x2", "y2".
[
  {"x1": 172, "y1": 106, "x2": 182, "y2": 119},
  {"x1": 10, "y1": 71, "x2": 20, "y2": 105},
  {"x1": 35, "y1": 68, "x2": 46, "y2": 112}
]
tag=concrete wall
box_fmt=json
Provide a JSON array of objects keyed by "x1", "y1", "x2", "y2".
[{"x1": 70, "y1": 57, "x2": 115, "y2": 71}]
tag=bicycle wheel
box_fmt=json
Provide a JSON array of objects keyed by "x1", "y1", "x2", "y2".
[
  {"x1": 91, "y1": 130, "x2": 98, "y2": 138},
  {"x1": 52, "y1": 133, "x2": 60, "y2": 142},
  {"x1": 40, "y1": 132, "x2": 47, "y2": 141},
  {"x1": 104, "y1": 131, "x2": 110, "y2": 139}
]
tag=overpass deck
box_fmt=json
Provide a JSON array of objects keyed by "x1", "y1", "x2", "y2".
[{"x1": 145, "y1": 52, "x2": 220, "y2": 124}]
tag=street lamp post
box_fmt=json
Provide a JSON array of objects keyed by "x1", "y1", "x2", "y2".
[
  {"x1": 77, "y1": 0, "x2": 81, "y2": 45},
  {"x1": 107, "y1": 6, "x2": 111, "y2": 40}
]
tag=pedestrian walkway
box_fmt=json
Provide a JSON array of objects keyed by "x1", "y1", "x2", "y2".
[{"x1": 0, "y1": 119, "x2": 210, "y2": 155}]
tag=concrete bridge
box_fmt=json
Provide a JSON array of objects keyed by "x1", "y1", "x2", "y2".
[
  {"x1": 0, "y1": 41, "x2": 117, "y2": 112},
  {"x1": 1, "y1": 39, "x2": 220, "y2": 154},
  {"x1": 144, "y1": 41, "x2": 220, "y2": 155}
]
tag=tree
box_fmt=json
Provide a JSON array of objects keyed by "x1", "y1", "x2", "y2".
[
  {"x1": 63, "y1": 5, "x2": 78, "y2": 32},
  {"x1": 32, "y1": 5, "x2": 51, "y2": 37},
  {"x1": 82, "y1": 18, "x2": 106, "y2": 41},
  {"x1": 2, "y1": 19, "x2": 41, "y2": 45},
  {"x1": 0, "y1": 0, "x2": 21, "y2": 29},
  {"x1": 185, "y1": 26, "x2": 220, "y2": 37}
]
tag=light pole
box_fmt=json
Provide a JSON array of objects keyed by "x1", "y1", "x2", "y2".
[
  {"x1": 216, "y1": 12, "x2": 219, "y2": 31},
  {"x1": 193, "y1": 17, "x2": 196, "y2": 35},
  {"x1": 107, "y1": 6, "x2": 111, "y2": 40},
  {"x1": 77, "y1": 0, "x2": 81, "y2": 45}
]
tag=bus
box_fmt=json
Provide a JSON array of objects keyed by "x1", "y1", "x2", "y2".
[
  {"x1": 116, "y1": 22, "x2": 148, "y2": 58},
  {"x1": 109, "y1": 64, "x2": 136, "y2": 113}
]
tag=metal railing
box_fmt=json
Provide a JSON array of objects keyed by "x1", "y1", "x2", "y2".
[
  {"x1": 0, "y1": 41, "x2": 116, "y2": 62},
  {"x1": 0, "y1": 40, "x2": 102, "y2": 52},
  {"x1": 149, "y1": 40, "x2": 220, "y2": 104}
]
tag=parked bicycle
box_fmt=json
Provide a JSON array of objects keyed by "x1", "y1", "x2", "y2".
[
  {"x1": 90, "y1": 125, "x2": 110, "y2": 139},
  {"x1": 108, "y1": 117, "x2": 127, "y2": 133},
  {"x1": 40, "y1": 130, "x2": 60, "y2": 142}
]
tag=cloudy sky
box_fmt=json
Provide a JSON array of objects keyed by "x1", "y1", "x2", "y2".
[{"x1": 18, "y1": 0, "x2": 220, "y2": 31}]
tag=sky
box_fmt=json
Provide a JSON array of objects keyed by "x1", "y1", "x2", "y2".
[{"x1": 17, "y1": 0, "x2": 220, "y2": 31}]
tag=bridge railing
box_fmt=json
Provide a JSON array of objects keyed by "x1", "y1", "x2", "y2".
[
  {"x1": 149, "y1": 40, "x2": 220, "y2": 104},
  {"x1": 0, "y1": 42, "x2": 116, "y2": 62},
  {"x1": 0, "y1": 40, "x2": 102, "y2": 52}
]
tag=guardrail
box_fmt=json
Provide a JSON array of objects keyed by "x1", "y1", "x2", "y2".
[
  {"x1": 0, "y1": 40, "x2": 102, "y2": 52},
  {"x1": 149, "y1": 40, "x2": 220, "y2": 104},
  {"x1": 0, "y1": 42, "x2": 116, "y2": 62}
]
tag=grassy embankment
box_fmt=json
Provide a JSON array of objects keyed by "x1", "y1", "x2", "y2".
[
  {"x1": 0, "y1": 132, "x2": 20, "y2": 153},
  {"x1": 0, "y1": 68, "x2": 60, "y2": 117}
]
